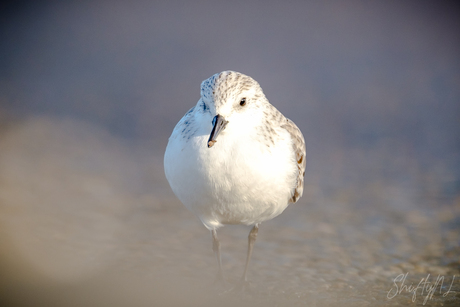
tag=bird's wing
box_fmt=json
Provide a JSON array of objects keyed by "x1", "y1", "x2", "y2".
[{"x1": 281, "y1": 118, "x2": 306, "y2": 203}]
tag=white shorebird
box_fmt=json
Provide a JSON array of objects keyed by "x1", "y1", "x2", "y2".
[{"x1": 164, "y1": 71, "x2": 306, "y2": 283}]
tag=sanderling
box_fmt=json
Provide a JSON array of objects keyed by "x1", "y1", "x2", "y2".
[{"x1": 164, "y1": 71, "x2": 306, "y2": 283}]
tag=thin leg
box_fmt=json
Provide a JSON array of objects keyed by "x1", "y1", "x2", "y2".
[
  {"x1": 212, "y1": 229, "x2": 224, "y2": 281},
  {"x1": 241, "y1": 223, "x2": 259, "y2": 282}
]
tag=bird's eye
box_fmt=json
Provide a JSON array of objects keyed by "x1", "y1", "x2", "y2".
[{"x1": 240, "y1": 98, "x2": 246, "y2": 106}]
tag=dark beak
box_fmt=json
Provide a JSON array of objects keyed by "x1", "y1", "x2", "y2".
[{"x1": 207, "y1": 114, "x2": 228, "y2": 148}]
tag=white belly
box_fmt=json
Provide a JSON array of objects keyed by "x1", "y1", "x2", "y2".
[{"x1": 164, "y1": 123, "x2": 297, "y2": 230}]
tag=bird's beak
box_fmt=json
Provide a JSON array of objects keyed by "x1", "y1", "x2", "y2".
[{"x1": 207, "y1": 114, "x2": 228, "y2": 148}]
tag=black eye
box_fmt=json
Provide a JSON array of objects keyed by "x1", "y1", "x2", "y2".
[{"x1": 240, "y1": 98, "x2": 246, "y2": 106}]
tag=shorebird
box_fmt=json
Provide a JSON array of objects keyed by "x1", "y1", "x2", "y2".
[{"x1": 164, "y1": 71, "x2": 306, "y2": 283}]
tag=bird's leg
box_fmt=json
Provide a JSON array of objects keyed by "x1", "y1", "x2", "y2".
[
  {"x1": 241, "y1": 223, "x2": 259, "y2": 282},
  {"x1": 212, "y1": 229, "x2": 224, "y2": 281}
]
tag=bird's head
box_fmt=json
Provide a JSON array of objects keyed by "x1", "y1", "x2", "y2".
[{"x1": 200, "y1": 71, "x2": 267, "y2": 148}]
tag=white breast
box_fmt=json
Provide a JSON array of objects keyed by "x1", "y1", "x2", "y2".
[{"x1": 164, "y1": 110, "x2": 297, "y2": 230}]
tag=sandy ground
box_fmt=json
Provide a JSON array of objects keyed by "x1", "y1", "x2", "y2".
[
  {"x1": 1, "y1": 1, "x2": 459, "y2": 306},
  {"x1": 0, "y1": 116, "x2": 458, "y2": 307}
]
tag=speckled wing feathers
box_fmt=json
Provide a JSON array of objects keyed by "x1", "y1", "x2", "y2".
[{"x1": 281, "y1": 119, "x2": 306, "y2": 203}]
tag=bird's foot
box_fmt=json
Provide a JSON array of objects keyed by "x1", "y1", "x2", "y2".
[
  {"x1": 213, "y1": 273, "x2": 233, "y2": 294},
  {"x1": 215, "y1": 271, "x2": 225, "y2": 283},
  {"x1": 221, "y1": 278, "x2": 253, "y2": 294},
  {"x1": 234, "y1": 280, "x2": 250, "y2": 292}
]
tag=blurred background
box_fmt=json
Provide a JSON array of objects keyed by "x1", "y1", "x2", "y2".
[{"x1": 0, "y1": 1, "x2": 459, "y2": 306}]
